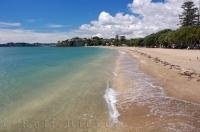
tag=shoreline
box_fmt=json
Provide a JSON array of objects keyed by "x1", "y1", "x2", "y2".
[
  {"x1": 120, "y1": 47, "x2": 200, "y2": 103},
  {"x1": 1, "y1": 47, "x2": 199, "y2": 131},
  {"x1": 108, "y1": 47, "x2": 200, "y2": 131}
]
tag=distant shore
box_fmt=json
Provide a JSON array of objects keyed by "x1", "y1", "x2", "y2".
[{"x1": 0, "y1": 43, "x2": 56, "y2": 47}]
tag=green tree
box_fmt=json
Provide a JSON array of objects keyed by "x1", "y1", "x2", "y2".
[
  {"x1": 179, "y1": 0, "x2": 198, "y2": 27},
  {"x1": 142, "y1": 34, "x2": 157, "y2": 47},
  {"x1": 129, "y1": 38, "x2": 144, "y2": 47},
  {"x1": 197, "y1": 2, "x2": 200, "y2": 26},
  {"x1": 171, "y1": 27, "x2": 199, "y2": 49},
  {"x1": 157, "y1": 29, "x2": 174, "y2": 48}
]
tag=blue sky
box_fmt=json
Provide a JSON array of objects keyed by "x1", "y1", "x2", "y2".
[
  {"x1": 0, "y1": 0, "x2": 133, "y2": 32},
  {"x1": 0, "y1": 0, "x2": 186, "y2": 43}
]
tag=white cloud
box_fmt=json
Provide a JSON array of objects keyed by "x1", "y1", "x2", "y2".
[
  {"x1": 0, "y1": 0, "x2": 199, "y2": 43},
  {"x1": 0, "y1": 29, "x2": 68, "y2": 43},
  {"x1": 79, "y1": 11, "x2": 142, "y2": 38},
  {"x1": 77, "y1": 0, "x2": 200, "y2": 38},
  {"x1": 0, "y1": 22, "x2": 21, "y2": 27},
  {"x1": 0, "y1": 22, "x2": 73, "y2": 43}
]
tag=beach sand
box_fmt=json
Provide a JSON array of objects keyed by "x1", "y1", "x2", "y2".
[
  {"x1": 124, "y1": 47, "x2": 200, "y2": 103},
  {"x1": 111, "y1": 47, "x2": 200, "y2": 131}
]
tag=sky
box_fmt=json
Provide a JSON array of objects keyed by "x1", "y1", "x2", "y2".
[{"x1": 0, "y1": 0, "x2": 199, "y2": 43}]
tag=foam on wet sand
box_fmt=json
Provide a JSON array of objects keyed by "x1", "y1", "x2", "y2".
[{"x1": 109, "y1": 48, "x2": 200, "y2": 131}]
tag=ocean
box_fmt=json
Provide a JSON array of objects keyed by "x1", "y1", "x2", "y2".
[
  {"x1": 0, "y1": 47, "x2": 119, "y2": 132},
  {"x1": 1, "y1": 47, "x2": 200, "y2": 132}
]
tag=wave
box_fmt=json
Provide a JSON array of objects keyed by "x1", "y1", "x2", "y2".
[
  {"x1": 114, "y1": 50, "x2": 200, "y2": 131},
  {"x1": 104, "y1": 81, "x2": 120, "y2": 124}
]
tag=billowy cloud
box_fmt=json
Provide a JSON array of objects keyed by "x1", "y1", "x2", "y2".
[
  {"x1": 0, "y1": 0, "x2": 199, "y2": 43},
  {"x1": 77, "y1": 0, "x2": 199, "y2": 38}
]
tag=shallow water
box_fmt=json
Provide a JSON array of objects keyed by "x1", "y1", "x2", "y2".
[
  {"x1": 0, "y1": 47, "x2": 118, "y2": 132},
  {"x1": 1, "y1": 47, "x2": 199, "y2": 132},
  {"x1": 111, "y1": 51, "x2": 200, "y2": 131}
]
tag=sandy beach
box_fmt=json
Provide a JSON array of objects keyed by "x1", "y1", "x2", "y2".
[
  {"x1": 122, "y1": 47, "x2": 200, "y2": 103},
  {"x1": 110, "y1": 47, "x2": 200, "y2": 131}
]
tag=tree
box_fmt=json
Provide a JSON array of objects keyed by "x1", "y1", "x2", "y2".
[
  {"x1": 158, "y1": 32, "x2": 173, "y2": 48},
  {"x1": 197, "y1": 1, "x2": 200, "y2": 26},
  {"x1": 170, "y1": 27, "x2": 200, "y2": 49},
  {"x1": 129, "y1": 38, "x2": 144, "y2": 47},
  {"x1": 179, "y1": 0, "x2": 198, "y2": 27},
  {"x1": 143, "y1": 34, "x2": 157, "y2": 47},
  {"x1": 92, "y1": 36, "x2": 103, "y2": 46}
]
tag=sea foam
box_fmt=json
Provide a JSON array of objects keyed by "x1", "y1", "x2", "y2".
[{"x1": 104, "y1": 82, "x2": 120, "y2": 124}]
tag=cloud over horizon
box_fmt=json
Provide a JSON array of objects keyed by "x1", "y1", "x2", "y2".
[
  {"x1": 0, "y1": 0, "x2": 199, "y2": 43},
  {"x1": 78, "y1": 0, "x2": 199, "y2": 38},
  {"x1": 0, "y1": 29, "x2": 68, "y2": 43},
  {"x1": 0, "y1": 22, "x2": 21, "y2": 28}
]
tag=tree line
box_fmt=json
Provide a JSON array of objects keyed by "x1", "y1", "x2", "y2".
[
  {"x1": 57, "y1": 0, "x2": 200, "y2": 49},
  {"x1": 57, "y1": 36, "x2": 127, "y2": 47},
  {"x1": 128, "y1": 0, "x2": 200, "y2": 49}
]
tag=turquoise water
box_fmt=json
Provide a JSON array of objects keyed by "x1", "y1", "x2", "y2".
[{"x1": 0, "y1": 47, "x2": 118, "y2": 131}]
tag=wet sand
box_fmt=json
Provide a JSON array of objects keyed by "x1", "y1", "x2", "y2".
[
  {"x1": 111, "y1": 47, "x2": 200, "y2": 132},
  {"x1": 123, "y1": 47, "x2": 200, "y2": 103}
]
